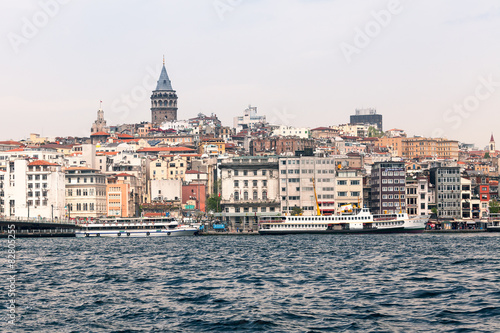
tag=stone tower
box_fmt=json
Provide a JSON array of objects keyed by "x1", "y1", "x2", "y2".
[
  {"x1": 490, "y1": 134, "x2": 495, "y2": 153},
  {"x1": 91, "y1": 103, "x2": 109, "y2": 134},
  {"x1": 151, "y1": 58, "x2": 177, "y2": 127}
]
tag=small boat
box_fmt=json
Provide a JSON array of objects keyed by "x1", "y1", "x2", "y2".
[
  {"x1": 75, "y1": 216, "x2": 199, "y2": 238},
  {"x1": 258, "y1": 208, "x2": 428, "y2": 235}
]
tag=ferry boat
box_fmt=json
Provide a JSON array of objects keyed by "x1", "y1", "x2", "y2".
[
  {"x1": 258, "y1": 208, "x2": 428, "y2": 235},
  {"x1": 75, "y1": 216, "x2": 199, "y2": 238},
  {"x1": 259, "y1": 178, "x2": 427, "y2": 235},
  {"x1": 486, "y1": 214, "x2": 500, "y2": 232}
]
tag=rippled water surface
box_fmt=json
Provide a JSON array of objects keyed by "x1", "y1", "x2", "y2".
[{"x1": 2, "y1": 234, "x2": 500, "y2": 332}]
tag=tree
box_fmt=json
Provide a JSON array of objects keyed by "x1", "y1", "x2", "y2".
[
  {"x1": 489, "y1": 199, "x2": 500, "y2": 214},
  {"x1": 431, "y1": 207, "x2": 438, "y2": 218},
  {"x1": 368, "y1": 126, "x2": 384, "y2": 138},
  {"x1": 484, "y1": 152, "x2": 491, "y2": 159},
  {"x1": 291, "y1": 206, "x2": 303, "y2": 216},
  {"x1": 207, "y1": 194, "x2": 222, "y2": 213}
]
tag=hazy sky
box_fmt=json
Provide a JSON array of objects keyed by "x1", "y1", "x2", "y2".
[{"x1": 1, "y1": 0, "x2": 499, "y2": 148}]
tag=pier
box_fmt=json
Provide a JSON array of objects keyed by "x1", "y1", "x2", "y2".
[{"x1": 0, "y1": 217, "x2": 77, "y2": 238}]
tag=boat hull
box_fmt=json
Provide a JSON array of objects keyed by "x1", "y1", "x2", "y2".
[
  {"x1": 259, "y1": 227, "x2": 424, "y2": 235},
  {"x1": 75, "y1": 228, "x2": 199, "y2": 238}
]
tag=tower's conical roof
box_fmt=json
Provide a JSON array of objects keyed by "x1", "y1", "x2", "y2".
[
  {"x1": 155, "y1": 61, "x2": 173, "y2": 91},
  {"x1": 491, "y1": 133, "x2": 495, "y2": 142}
]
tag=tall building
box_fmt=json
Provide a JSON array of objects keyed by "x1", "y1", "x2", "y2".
[
  {"x1": 490, "y1": 134, "x2": 496, "y2": 153},
  {"x1": 430, "y1": 166, "x2": 461, "y2": 220},
  {"x1": 151, "y1": 58, "x2": 178, "y2": 127},
  {"x1": 350, "y1": 108, "x2": 383, "y2": 131},
  {"x1": 370, "y1": 161, "x2": 406, "y2": 214}
]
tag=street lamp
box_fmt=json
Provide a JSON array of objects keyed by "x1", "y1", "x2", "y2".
[{"x1": 51, "y1": 204, "x2": 54, "y2": 220}]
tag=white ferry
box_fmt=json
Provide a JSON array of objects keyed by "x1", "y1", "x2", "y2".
[
  {"x1": 486, "y1": 214, "x2": 500, "y2": 232},
  {"x1": 75, "y1": 216, "x2": 199, "y2": 238},
  {"x1": 258, "y1": 208, "x2": 428, "y2": 235}
]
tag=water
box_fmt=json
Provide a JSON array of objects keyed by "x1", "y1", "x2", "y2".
[{"x1": 1, "y1": 234, "x2": 500, "y2": 332}]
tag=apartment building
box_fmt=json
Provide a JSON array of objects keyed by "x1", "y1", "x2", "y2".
[{"x1": 65, "y1": 167, "x2": 107, "y2": 219}]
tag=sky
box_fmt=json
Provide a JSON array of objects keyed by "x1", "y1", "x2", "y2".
[{"x1": 1, "y1": 0, "x2": 499, "y2": 148}]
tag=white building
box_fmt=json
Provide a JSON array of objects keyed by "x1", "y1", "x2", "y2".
[
  {"x1": 272, "y1": 125, "x2": 310, "y2": 139},
  {"x1": 218, "y1": 156, "x2": 280, "y2": 230},
  {"x1": 150, "y1": 179, "x2": 182, "y2": 202},
  {"x1": 233, "y1": 105, "x2": 266, "y2": 133},
  {"x1": 2, "y1": 160, "x2": 65, "y2": 219},
  {"x1": 160, "y1": 120, "x2": 191, "y2": 132}
]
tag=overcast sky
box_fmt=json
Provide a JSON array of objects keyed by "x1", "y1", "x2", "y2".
[{"x1": 1, "y1": 0, "x2": 499, "y2": 148}]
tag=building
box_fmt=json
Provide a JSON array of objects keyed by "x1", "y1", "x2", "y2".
[
  {"x1": 65, "y1": 167, "x2": 107, "y2": 219},
  {"x1": 370, "y1": 161, "x2": 406, "y2": 214},
  {"x1": 350, "y1": 108, "x2": 383, "y2": 131},
  {"x1": 279, "y1": 156, "x2": 338, "y2": 215},
  {"x1": 402, "y1": 137, "x2": 459, "y2": 160},
  {"x1": 335, "y1": 169, "x2": 363, "y2": 211},
  {"x1": 430, "y1": 166, "x2": 461, "y2": 220},
  {"x1": 250, "y1": 137, "x2": 316, "y2": 156},
  {"x1": 106, "y1": 173, "x2": 140, "y2": 217},
  {"x1": 90, "y1": 107, "x2": 109, "y2": 135},
  {"x1": 272, "y1": 125, "x2": 310, "y2": 139},
  {"x1": 218, "y1": 157, "x2": 280, "y2": 230},
  {"x1": 1, "y1": 160, "x2": 66, "y2": 219},
  {"x1": 233, "y1": 105, "x2": 266, "y2": 132},
  {"x1": 151, "y1": 58, "x2": 178, "y2": 126}
]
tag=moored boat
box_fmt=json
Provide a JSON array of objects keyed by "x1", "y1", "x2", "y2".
[
  {"x1": 75, "y1": 216, "x2": 199, "y2": 238},
  {"x1": 486, "y1": 214, "x2": 500, "y2": 232},
  {"x1": 258, "y1": 208, "x2": 428, "y2": 235}
]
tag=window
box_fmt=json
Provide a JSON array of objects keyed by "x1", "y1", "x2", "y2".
[
  {"x1": 262, "y1": 191, "x2": 267, "y2": 200},
  {"x1": 253, "y1": 180, "x2": 258, "y2": 187},
  {"x1": 244, "y1": 192, "x2": 248, "y2": 200},
  {"x1": 253, "y1": 191, "x2": 258, "y2": 200},
  {"x1": 351, "y1": 180, "x2": 360, "y2": 185},
  {"x1": 234, "y1": 180, "x2": 239, "y2": 188},
  {"x1": 253, "y1": 170, "x2": 257, "y2": 176},
  {"x1": 234, "y1": 170, "x2": 239, "y2": 176},
  {"x1": 262, "y1": 170, "x2": 267, "y2": 176},
  {"x1": 244, "y1": 180, "x2": 248, "y2": 187},
  {"x1": 243, "y1": 170, "x2": 248, "y2": 176},
  {"x1": 263, "y1": 180, "x2": 267, "y2": 187},
  {"x1": 337, "y1": 192, "x2": 347, "y2": 197},
  {"x1": 234, "y1": 192, "x2": 239, "y2": 201},
  {"x1": 337, "y1": 180, "x2": 347, "y2": 185}
]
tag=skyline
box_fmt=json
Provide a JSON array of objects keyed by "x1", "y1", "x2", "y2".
[{"x1": 1, "y1": 0, "x2": 500, "y2": 147}]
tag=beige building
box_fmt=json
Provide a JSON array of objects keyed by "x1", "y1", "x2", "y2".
[
  {"x1": 334, "y1": 169, "x2": 363, "y2": 211},
  {"x1": 377, "y1": 136, "x2": 404, "y2": 157},
  {"x1": 65, "y1": 167, "x2": 107, "y2": 219},
  {"x1": 402, "y1": 138, "x2": 459, "y2": 160}
]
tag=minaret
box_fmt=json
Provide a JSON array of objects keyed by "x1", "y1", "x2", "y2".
[
  {"x1": 151, "y1": 56, "x2": 178, "y2": 127},
  {"x1": 490, "y1": 134, "x2": 495, "y2": 153}
]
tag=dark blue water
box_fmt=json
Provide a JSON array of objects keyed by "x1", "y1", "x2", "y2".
[{"x1": 1, "y1": 234, "x2": 500, "y2": 332}]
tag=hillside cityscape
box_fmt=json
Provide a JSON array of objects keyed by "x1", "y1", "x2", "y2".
[{"x1": 0, "y1": 61, "x2": 497, "y2": 231}]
